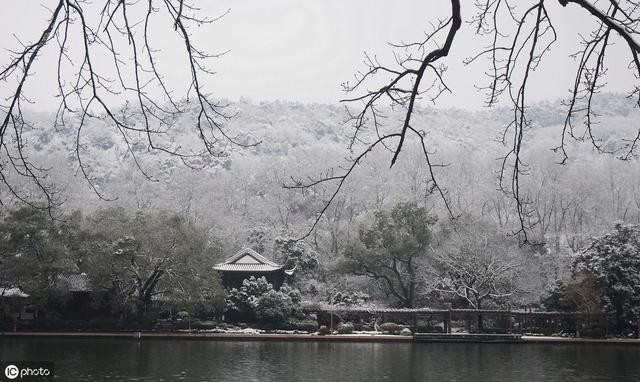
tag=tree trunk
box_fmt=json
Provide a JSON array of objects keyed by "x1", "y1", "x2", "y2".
[
  {"x1": 616, "y1": 307, "x2": 625, "y2": 334},
  {"x1": 476, "y1": 301, "x2": 484, "y2": 332},
  {"x1": 407, "y1": 281, "x2": 415, "y2": 309}
]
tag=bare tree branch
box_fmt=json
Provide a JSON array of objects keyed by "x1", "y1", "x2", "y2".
[
  {"x1": 0, "y1": 0, "x2": 252, "y2": 208},
  {"x1": 293, "y1": 0, "x2": 640, "y2": 243}
]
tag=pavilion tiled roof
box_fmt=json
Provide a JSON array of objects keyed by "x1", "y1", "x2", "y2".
[
  {"x1": 57, "y1": 273, "x2": 92, "y2": 292},
  {"x1": 213, "y1": 248, "x2": 284, "y2": 272},
  {"x1": 0, "y1": 273, "x2": 92, "y2": 298}
]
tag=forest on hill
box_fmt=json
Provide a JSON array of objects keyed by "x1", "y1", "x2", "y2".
[{"x1": 2, "y1": 94, "x2": 640, "y2": 324}]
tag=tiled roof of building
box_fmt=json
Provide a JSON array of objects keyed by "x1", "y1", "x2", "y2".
[
  {"x1": 57, "y1": 273, "x2": 92, "y2": 292},
  {"x1": 0, "y1": 273, "x2": 92, "y2": 297},
  {"x1": 1, "y1": 273, "x2": 92, "y2": 297},
  {"x1": 213, "y1": 248, "x2": 284, "y2": 272}
]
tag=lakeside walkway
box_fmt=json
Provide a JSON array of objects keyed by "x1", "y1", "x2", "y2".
[{"x1": 2, "y1": 331, "x2": 640, "y2": 345}]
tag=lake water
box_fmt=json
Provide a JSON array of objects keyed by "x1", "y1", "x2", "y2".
[{"x1": 1, "y1": 338, "x2": 639, "y2": 381}]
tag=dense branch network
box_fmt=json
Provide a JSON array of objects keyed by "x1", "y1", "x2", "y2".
[
  {"x1": 0, "y1": 0, "x2": 249, "y2": 208},
  {"x1": 290, "y1": 0, "x2": 640, "y2": 243},
  {"x1": 287, "y1": 0, "x2": 462, "y2": 239}
]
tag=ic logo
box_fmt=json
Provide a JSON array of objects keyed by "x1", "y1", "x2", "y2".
[
  {"x1": 4, "y1": 364, "x2": 19, "y2": 380},
  {"x1": 2, "y1": 362, "x2": 53, "y2": 380}
]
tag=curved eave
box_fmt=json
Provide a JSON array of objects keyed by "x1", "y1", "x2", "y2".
[{"x1": 213, "y1": 264, "x2": 285, "y2": 272}]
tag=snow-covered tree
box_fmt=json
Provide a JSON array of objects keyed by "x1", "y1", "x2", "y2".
[
  {"x1": 0, "y1": 206, "x2": 80, "y2": 293},
  {"x1": 431, "y1": 217, "x2": 527, "y2": 329},
  {"x1": 339, "y1": 202, "x2": 437, "y2": 308},
  {"x1": 83, "y1": 208, "x2": 222, "y2": 317},
  {"x1": 225, "y1": 276, "x2": 301, "y2": 325},
  {"x1": 573, "y1": 223, "x2": 640, "y2": 333}
]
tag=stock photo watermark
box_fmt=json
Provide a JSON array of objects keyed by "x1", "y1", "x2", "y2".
[{"x1": 2, "y1": 362, "x2": 53, "y2": 381}]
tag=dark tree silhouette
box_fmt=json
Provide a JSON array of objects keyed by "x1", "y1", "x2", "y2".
[
  {"x1": 339, "y1": 202, "x2": 437, "y2": 308},
  {"x1": 0, "y1": 0, "x2": 251, "y2": 208},
  {"x1": 289, "y1": 0, "x2": 640, "y2": 242}
]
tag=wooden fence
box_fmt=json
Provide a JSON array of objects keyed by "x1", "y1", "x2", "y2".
[{"x1": 305, "y1": 306, "x2": 614, "y2": 336}]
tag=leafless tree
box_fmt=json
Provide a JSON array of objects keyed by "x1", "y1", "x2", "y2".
[
  {"x1": 431, "y1": 247, "x2": 522, "y2": 311},
  {"x1": 290, "y1": 0, "x2": 640, "y2": 242},
  {"x1": 427, "y1": 219, "x2": 525, "y2": 328},
  {"x1": 0, "y1": 0, "x2": 252, "y2": 209}
]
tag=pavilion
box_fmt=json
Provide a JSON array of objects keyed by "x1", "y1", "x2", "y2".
[{"x1": 213, "y1": 248, "x2": 292, "y2": 290}]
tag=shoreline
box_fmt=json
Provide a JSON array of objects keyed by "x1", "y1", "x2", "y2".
[
  {"x1": 2, "y1": 331, "x2": 640, "y2": 345},
  {"x1": 0, "y1": 331, "x2": 411, "y2": 343}
]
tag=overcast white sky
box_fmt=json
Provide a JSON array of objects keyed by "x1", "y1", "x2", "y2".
[{"x1": 1, "y1": 1, "x2": 635, "y2": 111}]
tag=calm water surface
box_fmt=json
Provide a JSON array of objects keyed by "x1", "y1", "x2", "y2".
[{"x1": 1, "y1": 338, "x2": 639, "y2": 381}]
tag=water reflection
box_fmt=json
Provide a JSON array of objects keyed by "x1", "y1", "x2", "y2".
[{"x1": 1, "y1": 338, "x2": 639, "y2": 381}]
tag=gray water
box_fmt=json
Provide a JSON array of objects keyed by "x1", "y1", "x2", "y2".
[{"x1": 1, "y1": 338, "x2": 639, "y2": 381}]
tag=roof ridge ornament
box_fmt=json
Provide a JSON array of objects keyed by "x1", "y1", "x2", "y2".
[{"x1": 284, "y1": 263, "x2": 297, "y2": 276}]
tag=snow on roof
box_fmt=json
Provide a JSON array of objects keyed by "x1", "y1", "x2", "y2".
[
  {"x1": 0, "y1": 287, "x2": 29, "y2": 298},
  {"x1": 213, "y1": 247, "x2": 284, "y2": 272},
  {"x1": 0, "y1": 274, "x2": 91, "y2": 297}
]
